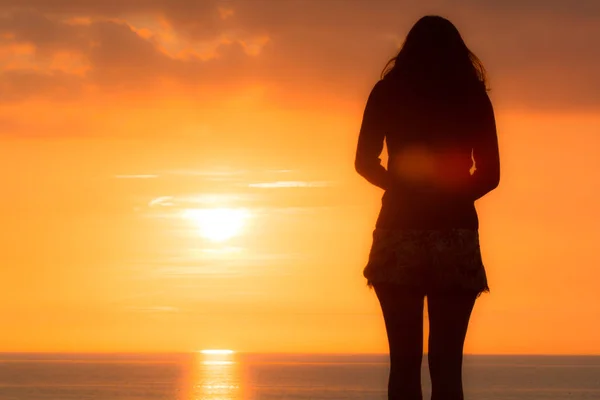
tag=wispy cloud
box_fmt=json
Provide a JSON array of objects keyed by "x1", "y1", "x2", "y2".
[
  {"x1": 166, "y1": 169, "x2": 249, "y2": 177},
  {"x1": 115, "y1": 174, "x2": 159, "y2": 179},
  {"x1": 247, "y1": 180, "x2": 333, "y2": 188},
  {"x1": 148, "y1": 196, "x2": 175, "y2": 207},
  {"x1": 125, "y1": 306, "x2": 179, "y2": 313}
]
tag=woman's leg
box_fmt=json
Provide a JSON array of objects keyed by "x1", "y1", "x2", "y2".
[
  {"x1": 373, "y1": 283, "x2": 425, "y2": 400},
  {"x1": 426, "y1": 291, "x2": 477, "y2": 400}
]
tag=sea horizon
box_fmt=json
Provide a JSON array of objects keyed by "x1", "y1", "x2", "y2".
[{"x1": 2, "y1": 352, "x2": 599, "y2": 399}]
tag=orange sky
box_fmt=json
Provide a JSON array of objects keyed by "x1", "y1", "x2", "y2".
[{"x1": 1, "y1": 0, "x2": 599, "y2": 354}]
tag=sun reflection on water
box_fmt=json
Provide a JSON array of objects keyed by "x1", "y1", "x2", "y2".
[{"x1": 184, "y1": 350, "x2": 243, "y2": 400}]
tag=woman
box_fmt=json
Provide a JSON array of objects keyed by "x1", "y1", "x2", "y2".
[{"x1": 355, "y1": 16, "x2": 500, "y2": 400}]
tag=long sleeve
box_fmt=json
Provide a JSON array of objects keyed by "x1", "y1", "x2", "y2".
[
  {"x1": 355, "y1": 81, "x2": 391, "y2": 190},
  {"x1": 468, "y1": 92, "x2": 501, "y2": 201}
]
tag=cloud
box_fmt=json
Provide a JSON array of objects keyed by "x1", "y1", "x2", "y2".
[
  {"x1": 0, "y1": 9, "x2": 88, "y2": 54},
  {"x1": 205, "y1": 0, "x2": 600, "y2": 110},
  {"x1": 85, "y1": 20, "x2": 174, "y2": 85},
  {"x1": 0, "y1": 4, "x2": 268, "y2": 101},
  {"x1": 0, "y1": 69, "x2": 83, "y2": 102},
  {"x1": 0, "y1": 0, "x2": 597, "y2": 110}
]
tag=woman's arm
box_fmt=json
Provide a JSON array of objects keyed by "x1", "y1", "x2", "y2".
[
  {"x1": 469, "y1": 92, "x2": 501, "y2": 201},
  {"x1": 355, "y1": 81, "x2": 391, "y2": 190}
]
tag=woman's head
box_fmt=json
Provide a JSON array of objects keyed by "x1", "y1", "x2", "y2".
[{"x1": 382, "y1": 16, "x2": 487, "y2": 91}]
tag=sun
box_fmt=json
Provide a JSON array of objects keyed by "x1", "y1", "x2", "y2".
[{"x1": 183, "y1": 208, "x2": 249, "y2": 242}]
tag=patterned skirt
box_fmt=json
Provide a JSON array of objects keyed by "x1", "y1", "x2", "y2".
[{"x1": 363, "y1": 228, "x2": 489, "y2": 297}]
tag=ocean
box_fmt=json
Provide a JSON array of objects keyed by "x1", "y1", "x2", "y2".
[{"x1": 0, "y1": 353, "x2": 599, "y2": 400}]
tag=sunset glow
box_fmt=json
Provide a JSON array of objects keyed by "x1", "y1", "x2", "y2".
[{"x1": 2, "y1": 0, "x2": 600, "y2": 356}]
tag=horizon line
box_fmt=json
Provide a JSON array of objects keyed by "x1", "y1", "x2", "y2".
[{"x1": 1, "y1": 351, "x2": 599, "y2": 357}]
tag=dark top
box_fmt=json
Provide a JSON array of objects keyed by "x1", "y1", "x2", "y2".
[{"x1": 355, "y1": 79, "x2": 500, "y2": 230}]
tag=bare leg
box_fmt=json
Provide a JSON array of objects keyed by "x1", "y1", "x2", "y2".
[
  {"x1": 427, "y1": 291, "x2": 477, "y2": 400},
  {"x1": 374, "y1": 283, "x2": 425, "y2": 400}
]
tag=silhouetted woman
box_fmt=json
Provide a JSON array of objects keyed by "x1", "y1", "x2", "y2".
[{"x1": 355, "y1": 16, "x2": 500, "y2": 400}]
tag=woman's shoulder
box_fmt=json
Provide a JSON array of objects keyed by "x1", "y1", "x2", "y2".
[
  {"x1": 364, "y1": 79, "x2": 394, "y2": 112},
  {"x1": 371, "y1": 79, "x2": 389, "y2": 96}
]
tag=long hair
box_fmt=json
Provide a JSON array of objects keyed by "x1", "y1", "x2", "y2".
[{"x1": 382, "y1": 16, "x2": 488, "y2": 92}]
